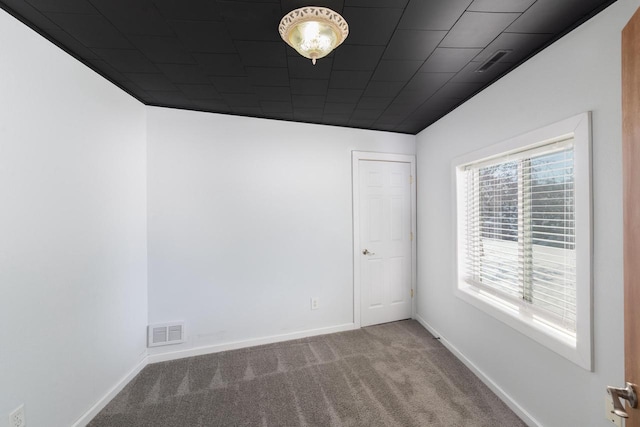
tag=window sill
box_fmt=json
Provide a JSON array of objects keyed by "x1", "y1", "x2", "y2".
[{"x1": 456, "y1": 282, "x2": 592, "y2": 371}]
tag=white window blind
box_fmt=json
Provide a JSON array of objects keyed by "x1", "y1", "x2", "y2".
[
  {"x1": 462, "y1": 138, "x2": 576, "y2": 335},
  {"x1": 454, "y1": 112, "x2": 591, "y2": 370}
]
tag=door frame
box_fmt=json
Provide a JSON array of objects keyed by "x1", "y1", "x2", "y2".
[
  {"x1": 622, "y1": 6, "x2": 640, "y2": 424},
  {"x1": 352, "y1": 151, "x2": 417, "y2": 328}
]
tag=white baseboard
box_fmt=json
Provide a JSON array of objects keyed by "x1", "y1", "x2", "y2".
[
  {"x1": 147, "y1": 322, "x2": 358, "y2": 364},
  {"x1": 77, "y1": 319, "x2": 531, "y2": 426},
  {"x1": 414, "y1": 314, "x2": 541, "y2": 427},
  {"x1": 74, "y1": 322, "x2": 358, "y2": 425},
  {"x1": 71, "y1": 355, "x2": 147, "y2": 427}
]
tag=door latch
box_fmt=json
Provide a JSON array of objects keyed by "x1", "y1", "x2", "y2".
[
  {"x1": 362, "y1": 249, "x2": 375, "y2": 255},
  {"x1": 607, "y1": 382, "x2": 638, "y2": 418}
]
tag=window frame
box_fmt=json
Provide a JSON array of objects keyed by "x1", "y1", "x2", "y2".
[{"x1": 452, "y1": 112, "x2": 592, "y2": 370}]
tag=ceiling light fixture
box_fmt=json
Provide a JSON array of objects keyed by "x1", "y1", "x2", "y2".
[{"x1": 279, "y1": 6, "x2": 349, "y2": 65}]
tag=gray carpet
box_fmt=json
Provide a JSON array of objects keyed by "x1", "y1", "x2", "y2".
[{"x1": 88, "y1": 320, "x2": 526, "y2": 427}]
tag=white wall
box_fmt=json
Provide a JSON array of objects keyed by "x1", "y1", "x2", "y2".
[
  {"x1": 147, "y1": 107, "x2": 415, "y2": 357},
  {"x1": 415, "y1": 1, "x2": 639, "y2": 426},
  {"x1": 0, "y1": 9, "x2": 148, "y2": 427}
]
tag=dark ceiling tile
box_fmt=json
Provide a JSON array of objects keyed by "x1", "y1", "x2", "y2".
[
  {"x1": 420, "y1": 48, "x2": 482, "y2": 73},
  {"x1": 288, "y1": 56, "x2": 333, "y2": 79},
  {"x1": 1, "y1": 0, "x2": 59, "y2": 29},
  {"x1": 333, "y1": 45, "x2": 385, "y2": 70},
  {"x1": 396, "y1": 121, "x2": 426, "y2": 134},
  {"x1": 25, "y1": 0, "x2": 97, "y2": 13},
  {"x1": 506, "y1": 0, "x2": 603, "y2": 34},
  {"x1": 92, "y1": 49, "x2": 158, "y2": 73},
  {"x1": 433, "y1": 82, "x2": 485, "y2": 99},
  {"x1": 292, "y1": 95, "x2": 325, "y2": 108},
  {"x1": 348, "y1": 118, "x2": 376, "y2": 128},
  {"x1": 329, "y1": 70, "x2": 372, "y2": 89},
  {"x1": 193, "y1": 53, "x2": 245, "y2": 76},
  {"x1": 323, "y1": 102, "x2": 356, "y2": 114},
  {"x1": 246, "y1": 67, "x2": 289, "y2": 86},
  {"x1": 374, "y1": 123, "x2": 402, "y2": 133},
  {"x1": 123, "y1": 73, "x2": 177, "y2": 91},
  {"x1": 169, "y1": 21, "x2": 235, "y2": 53},
  {"x1": 222, "y1": 93, "x2": 259, "y2": 107},
  {"x1": 475, "y1": 33, "x2": 554, "y2": 64},
  {"x1": 260, "y1": 101, "x2": 293, "y2": 113},
  {"x1": 156, "y1": 64, "x2": 211, "y2": 84},
  {"x1": 129, "y1": 36, "x2": 194, "y2": 64},
  {"x1": 383, "y1": 30, "x2": 446, "y2": 60},
  {"x1": 293, "y1": 108, "x2": 324, "y2": 121},
  {"x1": 119, "y1": 81, "x2": 150, "y2": 98},
  {"x1": 326, "y1": 88, "x2": 363, "y2": 103},
  {"x1": 322, "y1": 114, "x2": 350, "y2": 125},
  {"x1": 371, "y1": 60, "x2": 422, "y2": 81},
  {"x1": 177, "y1": 84, "x2": 221, "y2": 99},
  {"x1": 450, "y1": 60, "x2": 512, "y2": 83},
  {"x1": 362, "y1": 81, "x2": 405, "y2": 98},
  {"x1": 468, "y1": 0, "x2": 536, "y2": 12},
  {"x1": 236, "y1": 41, "x2": 287, "y2": 67},
  {"x1": 281, "y1": 1, "x2": 344, "y2": 15},
  {"x1": 217, "y1": 1, "x2": 281, "y2": 41},
  {"x1": 6, "y1": 0, "x2": 615, "y2": 134},
  {"x1": 409, "y1": 100, "x2": 451, "y2": 119},
  {"x1": 420, "y1": 94, "x2": 463, "y2": 113},
  {"x1": 357, "y1": 97, "x2": 393, "y2": 109},
  {"x1": 345, "y1": 0, "x2": 408, "y2": 7},
  {"x1": 47, "y1": 28, "x2": 98, "y2": 59},
  {"x1": 391, "y1": 93, "x2": 425, "y2": 110},
  {"x1": 90, "y1": 0, "x2": 173, "y2": 36},
  {"x1": 87, "y1": 59, "x2": 128, "y2": 83},
  {"x1": 378, "y1": 103, "x2": 415, "y2": 116},
  {"x1": 211, "y1": 76, "x2": 253, "y2": 93},
  {"x1": 291, "y1": 79, "x2": 330, "y2": 95},
  {"x1": 269, "y1": 111, "x2": 294, "y2": 121},
  {"x1": 125, "y1": 74, "x2": 180, "y2": 93},
  {"x1": 342, "y1": 7, "x2": 403, "y2": 45},
  {"x1": 402, "y1": 72, "x2": 454, "y2": 99},
  {"x1": 153, "y1": 0, "x2": 223, "y2": 21},
  {"x1": 188, "y1": 99, "x2": 229, "y2": 110},
  {"x1": 375, "y1": 111, "x2": 406, "y2": 125},
  {"x1": 256, "y1": 86, "x2": 291, "y2": 101},
  {"x1": 351, "y1": 109, "x2": 383, "y2": 120},
  {"x1": 231, "y1": 106, "x2": 263, "y2": 115},
  {"x1": 398, "y1": 0, "x2": 472, "y2": 30},
  {"x1": 440, "y1": 12, "x2": 521, "y2": 48},
  {"x1": 146, "y1": 90, "x2": 191, "y2": 105},
  {"x1": 47, "y1": 13, "x2": 132, "y2": 48}
]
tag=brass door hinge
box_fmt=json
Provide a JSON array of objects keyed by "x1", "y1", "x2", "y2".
[
  {"x1": 411, "y1": 289, "x2": 414, "y2": 298},
  {"x1": 410, "y1": 231, "x2": 414, "y2": 241},
  {"x1": 410, "y1": 175, "x2": 414, "y2": 184}
]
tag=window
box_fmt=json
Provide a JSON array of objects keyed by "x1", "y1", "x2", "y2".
[{"x1": 454, "y1": 113, "x2": 592, "y2": 370}]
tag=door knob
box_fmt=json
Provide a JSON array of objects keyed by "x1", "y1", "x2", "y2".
[
  {"x1": 362, "y1": 249, "x2": 375, "y2": 255},
  {"x1": 607, "y1": 382, "x2": 638, "y2": 418}
]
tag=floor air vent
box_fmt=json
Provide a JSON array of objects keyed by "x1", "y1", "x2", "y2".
[
  {"x1": 475, "y1": 49, "x2": 512, "y2": 73},
  {"x1": 148, "y1": 322, "x2": 185, "y2": 347}
]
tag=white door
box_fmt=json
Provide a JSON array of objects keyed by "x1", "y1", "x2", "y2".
[{"x1": 358, "y1": 160, "x2": 413, "y2": 327}]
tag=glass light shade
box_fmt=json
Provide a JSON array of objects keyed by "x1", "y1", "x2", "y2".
[{"x1": 279, "y1": 7, "x2": 349, "y2": 65}]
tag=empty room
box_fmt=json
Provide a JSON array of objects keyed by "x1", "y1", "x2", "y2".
[{"x1": 2, "y1": 0, "x2": 640, "y2": 426}]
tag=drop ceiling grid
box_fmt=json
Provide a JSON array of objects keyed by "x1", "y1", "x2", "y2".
[
  {"x1": 0, "y1": 0, "x2": 618, "y2": 134},
  {"x1": 366, "y1": 5, "x2": 523, "y2": 133}
]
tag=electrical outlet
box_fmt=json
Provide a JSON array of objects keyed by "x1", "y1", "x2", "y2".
[
  {"x1": 9, "y1": 404, "x2": 25, "y2": 427},
  {"x1": 311, "y1": 297, "x2": 319, "y2": 310},
  {"x1": 605, "y1": 395, "x2": 623, "y2": 427}
]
